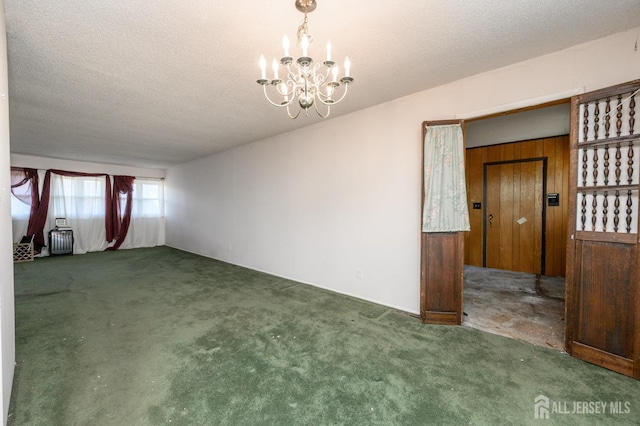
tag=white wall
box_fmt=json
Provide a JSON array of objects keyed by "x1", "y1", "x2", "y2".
[
  {"x1": 0, "y1": 0, "x2": 15, "y2": 423},
  {"x1": 166, "y1": 27, "x2": 640, "y2": 315}
]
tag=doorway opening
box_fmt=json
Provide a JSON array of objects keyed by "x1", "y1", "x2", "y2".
[{"x1": 462, "y1": 102, "x2": 570, "y2": 350}]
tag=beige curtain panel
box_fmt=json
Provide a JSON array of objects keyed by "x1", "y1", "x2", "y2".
[{"x1": 422, "y1": 124, "x2": 470, "y2": 232}]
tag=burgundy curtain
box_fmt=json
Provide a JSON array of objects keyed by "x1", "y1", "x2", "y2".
[
  {"x1": 31, "y1": 170, "x2": 114, "y2": 250},
  {"x1": 12, "y1": 168, "x2": 135, "y2": 253},
  {"x1": 107, "y1": 176, "x2": 135, "y2": 250},
  {"x1": 10, "y1": 167, "x2": 38, "y2": 206},
  {"x1": 10, "y1": 167, "x2": 42, "y2": 250}
]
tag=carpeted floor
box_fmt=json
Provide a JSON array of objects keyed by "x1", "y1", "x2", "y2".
[{"x1": 9, "y1": 246, "x2": 640, "y2": 425}]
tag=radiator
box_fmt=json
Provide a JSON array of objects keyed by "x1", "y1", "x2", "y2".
[{"x1": 49, "y1": 229, "x2": 74, "y2": 256}]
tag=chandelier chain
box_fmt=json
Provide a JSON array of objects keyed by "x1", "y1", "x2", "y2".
[{"x1": 297, "y1": 14, "x2": 310, "y2": 45}]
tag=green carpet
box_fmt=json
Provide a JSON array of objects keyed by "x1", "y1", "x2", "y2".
[{"x1": 8, "y1": 246, "x2": 640, "y2": 425}]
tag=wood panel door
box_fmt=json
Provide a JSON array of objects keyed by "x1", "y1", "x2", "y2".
[
  {"x1": 484, "y1": 159, "x2": 545, "y2": 274},
  {"x1": 565, "y1": 80, "x2": 640, "y2": 379},
  {"x1": 420, "y1": 120, "x2": 465, "y2": 325},
  {"x1": 464, "y1": 136, "x2": 570, "y2": 276}
]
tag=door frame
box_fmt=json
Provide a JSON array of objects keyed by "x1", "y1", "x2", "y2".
[
  {"x1": 421, "y1": 101, "x2": 568, "y2": 327},
  {"x1": 482, "y1": 157, "x2": 548, "y2": 275},
  {"x1": 420, "y1": 120, "x2": 466, "y2": 325}
]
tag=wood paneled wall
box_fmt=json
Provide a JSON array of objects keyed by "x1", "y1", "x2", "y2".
[{"x1": 464, "y1": 135, "x2": 570, "y2": 277}]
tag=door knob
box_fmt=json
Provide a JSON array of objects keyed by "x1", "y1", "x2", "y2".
[{"x1": 488, "y1": 214, "x2": 493, "y2": 228}]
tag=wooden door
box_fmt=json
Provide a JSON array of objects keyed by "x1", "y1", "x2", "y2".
[
  {"x1": 565, "y1": 80, "x2": 640, "y2": 379},
  {"x1": 464, "y1": 136, "x2": 570, "y2": 277},
  {"x1": 484, "y1": 159, "x2": 545, "y2": 274},
  {"x1": 420, "y1": 120, "x2": 465, "y2": 325}
]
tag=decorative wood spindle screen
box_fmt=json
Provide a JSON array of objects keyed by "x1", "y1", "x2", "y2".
[
  {"x1": 566, "y1": 79, "x2": 640, "y2": 379},
  {"x1": 576, "y1": 87, "x2": 639, "y2": 241}
]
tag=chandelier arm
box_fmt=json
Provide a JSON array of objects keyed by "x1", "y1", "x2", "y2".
[
  {"x1": 286, "y1": 104, "x2": 302, "y2": 119},
  {"x1": 329, "y1": 83, "x2": 350, "y2": 105},
  {"x1": 262, "y1": 85, "x2": 296, "y2": 108},
  {"x1": 315, "y1": 97, "x2": 333, "y2": 106},
  {"x1": 316, "y1": 87, "x2": 335, "y2": 102},
  {"x1": 314, "y1": 82, "x2": 349, "y2": 106},
  {"x1": 285, "y1": 63, "x2": 298, "y2": 83},
  {"x1": 281, "y1": 78, "x2": 297, "y2": 99},
  {"x1": 311, "y1": 64, "x2": 326, "y2": 85},
  {"x1": 318, "y1": 66, "x2": 331, "y2": 83},
  {"x1": 313, "y1": 101, "x2": 331, "y2": 118}
]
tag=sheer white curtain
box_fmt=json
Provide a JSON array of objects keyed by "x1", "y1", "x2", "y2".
[
  {"x1": 118, "y1": 178, "x2": 164, "y2": 249},
  {"x1": 47, "y1": 174, "x2": 110, "y2": 254},
  {"x1": 10, "y1": 194, "x2": 30, "y2": 243},
  {"x1": 11, "y1": 171, "x2": 164, "y2": 254},
  {"x1": 422, "y1": 124, "x2": 470, "y2": 232}
]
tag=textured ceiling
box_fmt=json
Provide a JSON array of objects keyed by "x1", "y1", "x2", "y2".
[{"x1": 5, "y1": 0, "x2": 640, "y2": 169}]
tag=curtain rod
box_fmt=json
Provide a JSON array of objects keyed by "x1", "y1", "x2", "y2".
[{"x1": 26, "y1": 168, "x2": 165, "y2": 181}]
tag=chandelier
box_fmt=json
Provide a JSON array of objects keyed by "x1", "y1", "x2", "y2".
[{"x1": 257, "y1": 0, "x2": 353, "y2": 119}]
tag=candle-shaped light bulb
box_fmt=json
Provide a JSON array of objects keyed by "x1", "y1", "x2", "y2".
[
  {"x1": 280, "y1": 83, "x2": 288, "y2": 100},
  {"x1": 344, "y1": 56, "x2": 351, "y2": 77},
  {"x1": 326, "y1": 42, "x2": 332, "y2": 61},
  {"x1": 332, "y1": 66, "x2": 338, "y2": 82},
  {"x1": 283, "y1": 35, "x2": 290, "y2": 57},
  {"x1": 301, "y1": 34, "x2": 309, "y2": 57},
  {"x1": 259, "y1": 55, "x2": 266, "y2": 79},
  {"x1": 272, "y1": 58, "x2": 279, "y2": 80}
]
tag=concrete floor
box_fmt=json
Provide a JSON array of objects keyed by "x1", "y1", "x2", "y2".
[{"x1": 463, "y1": 266, "x2": 565, "y2": 350}]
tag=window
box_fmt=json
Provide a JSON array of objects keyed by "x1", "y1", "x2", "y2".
[
  {"x1": 10, "y1": 171, "x2": 164, "y2": 250},
  {"x1": 124, "y1": 179, "x2": 164, "y2": 218},
  {"x1": 50, "y1": 175, "x2": 106, "y2": 219},
  {"x1": 10, "y1": 194, "x2": 31, "y2": 220}
]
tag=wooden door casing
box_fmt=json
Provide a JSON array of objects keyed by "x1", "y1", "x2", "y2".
[
  {"x1": 565, "y1": 80, "x2": 640, "y2": 379},
  {"x1": 465, "y1": 136, "x2": 570, "y2": 277},
  {"x1": 420, "y1": 120, "x2": 465, "y2": 325},
  {"x1": 484, "y1": 159, "x2": 545, "y2": 274}
]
